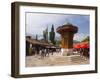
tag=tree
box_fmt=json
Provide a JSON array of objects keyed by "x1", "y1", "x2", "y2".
[
  {"x1": 55, "y1": 40, "x2": 61, "y2": 47},
  {"x1": 81, "y1": 36, "x2": 89, "y2": 42},
  {"x1": 36, "y1": 34, "x2": 38, "y2": 40},
  {"x1": 45, "y1": 27, "x2": 48, "y2": 41},
  {"x1": 43, "y1": 27, "x2": 48, "y2": 41},
  {"x1": 43, "y1": 30, "x2": 46, "y2": 40},
  {"x1": 49, "y1": 25, "x2": 55, "y2": 45}
]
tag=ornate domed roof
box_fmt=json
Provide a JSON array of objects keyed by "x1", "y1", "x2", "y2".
[{"x1": 56, "y1": 23, "x2": 78, "y2": 34}]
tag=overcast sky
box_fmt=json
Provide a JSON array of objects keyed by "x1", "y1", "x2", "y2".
[{"x1": 26, "y1": 12, "x2": 89, "y2": 41}]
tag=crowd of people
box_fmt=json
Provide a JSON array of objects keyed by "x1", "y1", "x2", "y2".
[
  {"x1": 27, "y1": 46, "x2": 61, "y2": 58},
  {"x1": 27, "y1": 43, "x2": 89, "y2": 60},
  {"x1": 73, "y1": 48, "x2": 89, "y2": 58}
]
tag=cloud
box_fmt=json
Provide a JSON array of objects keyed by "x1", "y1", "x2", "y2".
[
  {"x1": 26, "y1": 13, "x2": 70, "y2": 35},
  {"x1": 74, "y1": 33, "x2": 89, "y2": 41},
  {"x1": 26, "y1": 12, "x2": 89, "y2": 41}
]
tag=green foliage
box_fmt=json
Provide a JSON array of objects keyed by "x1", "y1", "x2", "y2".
[
  {"x1": 55, "y1": 40, "x2": 61, "y2": 46},
  {"x1": 49, "y1": 25, "x2": 55, "y2": 45},
  {"x1": 81, "y1": 36, "x2": 89, "y2": 42},
  {"x1": 36, "y1": 34, "x2": 38, "y2": 40},
  {"x1": 45, "y1": 28, "x2": 48, "y2": 41},
  {"x1": 43, "y1": 27, "x2": 48, "y2": 41},
  {"x1": 43, "y1": 30, "x2": 46, "y2": 40}
]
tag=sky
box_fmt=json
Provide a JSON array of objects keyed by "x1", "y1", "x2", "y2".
[{"x1": 26, "y1": 12, "x2": 89, "y2": 42}]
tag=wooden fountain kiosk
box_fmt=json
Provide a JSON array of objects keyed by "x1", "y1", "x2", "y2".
[{"x1": 56, "y1": 23, "x2": 78, "y2": 56}]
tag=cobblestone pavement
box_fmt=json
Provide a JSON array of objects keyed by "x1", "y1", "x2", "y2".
[{"x1": 25, "y1": 52, "x2": 89, "y2": 67}]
